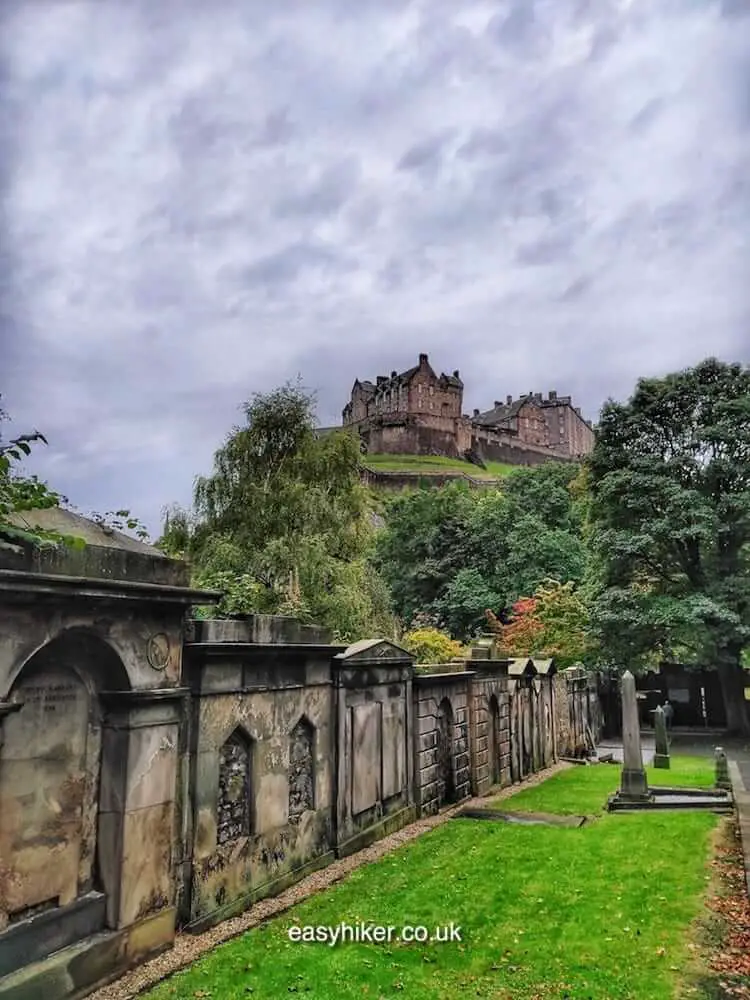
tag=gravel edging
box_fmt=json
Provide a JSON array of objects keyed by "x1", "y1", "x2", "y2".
[{"x1": 89, "y1": 762, "x2": 571, "y2": 1000}]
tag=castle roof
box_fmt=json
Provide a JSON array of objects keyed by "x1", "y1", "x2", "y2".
[
  {"x1": 352, "y1": 354, "x2": 462, "y2": 396},
  {"x1": 473, "y1": 395, "x2": 534, "y2": 427}
]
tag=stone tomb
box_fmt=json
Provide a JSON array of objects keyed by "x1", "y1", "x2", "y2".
[
  {"x1": 0, "y1": 510, "x2": 218, "y2": 995},
  {"x1": 333, "y1": 640, "x2": 416, "y2": 857}
]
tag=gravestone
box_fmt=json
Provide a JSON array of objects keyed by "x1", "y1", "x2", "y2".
[
  {"x1": 653, "y1": 706, "x2": 670, "y2": 769},
  {"x1": 618, "y1": 670, "x2": 650, "y2": 801},
  {"x1": 0, "y1": 665, "x2": 99, "y2": 930},
  {"x1": 715, "y1": 747, "x2": 731, "y2": 790}
]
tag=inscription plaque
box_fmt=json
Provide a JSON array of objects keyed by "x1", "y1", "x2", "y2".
[
  {"x1": 0, "y1": 666, "x2": 97, "y2": 926},
  {"x1": 351, "y1": 703, "x2": 382, "y2": 816}
]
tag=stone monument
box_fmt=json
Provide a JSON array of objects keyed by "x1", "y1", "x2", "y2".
[
  {"x1": 653, "y1": 705, "x2": 670, "y2": 769},
  {"x1": 715, "y1": 747, "x2": 731, "y2": 790},
  {"x1": 618, "y1": 670, "x2": 651, "y2": 801}
]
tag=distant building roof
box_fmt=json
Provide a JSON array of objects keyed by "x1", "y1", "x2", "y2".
[{"x1": 473, "y1": 395, "x2": 533, "y2": 427}]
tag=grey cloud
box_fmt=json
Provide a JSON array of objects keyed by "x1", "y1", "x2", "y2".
[
  {"x1": 457, "y1": 128, "x2": 509, "y2": 161},
  {"x1": 275, "y1": 157, "x2": 361, "y2": 219},
  {"x1": 239, "y1": 242, "x2": 350, "y2": 288},
  {"x1": 630, "y1": 97, "x2": 664, "y2": 132},
  {"x1": 516, "y1": 233, "x2": 576, "y2": 267},
  {"x1": 1, "y1": 0, "x2": 748, "y2": 533},
  {"x1": 397, "y1": 133, "x2": 454, "y2": 172}
]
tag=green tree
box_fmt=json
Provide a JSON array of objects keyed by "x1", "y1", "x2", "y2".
[
  {"x1": 374, "y1": 464, "x2": 589, "y2": 641},
  {"x1": 587, "y1": 358, "x2": 750, "y2": 733},
  {"x1": 372, "y1": 483, "x2": 476, "y2": 625},
  {"x1": 0, "y1": 399, "x2": 72, "y2": 548},
  {"x1": 159, "y1": 383, "x2": 394, "y2": 642}
]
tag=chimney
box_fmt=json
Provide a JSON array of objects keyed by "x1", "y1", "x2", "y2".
[
  {"x1": 391, "y1": 370, "x2": 397, "y2": 378},
  {"x1": 494, "y1": 400, "x2": 503, "y2": 409},
  {"x1": 534, "y1": 392, "x2": 542, "y2": 401},
  {"x1": 473, "y1": 408, "x2": 480, "y2": 417},
  {"x1": 548, "y1": 390, "x2": 557, "y2": 400},
  {"x1": 506, "y1": 394, "x2": 513, "y2": 405},
  {"x1": 453, "y1": 369, "x2": 460, "y2": 379},
  {"x1": 419, "y1": 353, "x2": 428, "y2": 365},
  {"x1": 574, "y1": 406, "x2": 581, "y2": 416}
]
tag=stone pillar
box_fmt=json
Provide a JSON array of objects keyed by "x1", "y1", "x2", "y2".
[
  {"x1": 715, "y1": 747, "x2": 731, "y2": 790},
  {"x1": 99, "y1": 688, "x2": 186, "y2": 942},
  {"x1": 619, "y1": 671, "x2": 650, "y2": 800},
  {"x1": 653, "y1": 706, "x2": 670, "y2": 769}
]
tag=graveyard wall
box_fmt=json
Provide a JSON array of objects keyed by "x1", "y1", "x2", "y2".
[
  {"x1": 412, "y1": 673, "x2": 473, "y2": 815},
  {"x1": 0, "y1": 582, "x2": 604, "y2": 1000},
  {"x1": 181, "y1": 629, "x2": 341, "y2": 932},
  {"x1": 553, "y1": 666, "x2": 603, "y2": 757},
  {"x1": 466, "y1": 663, "x2": 512, "y2": 795}
]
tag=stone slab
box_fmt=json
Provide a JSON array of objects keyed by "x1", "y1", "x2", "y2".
[
  {"x1": 0, "y1": 892, "x2": 106, "y2": 979},
  {"x1": 454, "y1": 808, "x2": 586, "y2": 828}
]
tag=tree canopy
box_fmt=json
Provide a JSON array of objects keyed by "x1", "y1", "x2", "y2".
[
  {"x1": 159, "y1": 383, "x2": 394, "y2": 641},
  {"x1": 374, "y1": 462, "x2": 589, "y2": 642},
  {"x1": 587, "y1": 357, "x2": 750, "y2": 731}
]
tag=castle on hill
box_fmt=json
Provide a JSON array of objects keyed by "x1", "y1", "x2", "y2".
[{"x1": 342, "y1": 353, "x2": 594, "y2": 465}]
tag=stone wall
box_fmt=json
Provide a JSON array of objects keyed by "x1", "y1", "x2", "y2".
[
  {"x1": 412, "y1": 673, "x2": 472, "y2": 815},
  {"x1": 472, "y1": 433, "x2": 575, "y2": 468},
  {"x1": 553, "y1": 666, "x2": 603, "y2": 757},
  {"x1": 0, "y1": 549, "x2": 603, "y2": 1000},
  {"x1": 363, "y1": 416, "x2": 469, "y2": 458},
  {"x1": 467, "y1": 661, "x2": 512, "y2": 796},
  {"x1": 180, "y1": 619, "x2": 342, "y2": 932}
]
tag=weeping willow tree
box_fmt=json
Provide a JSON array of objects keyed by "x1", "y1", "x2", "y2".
[{"x1": 159, "y1": 382, "x2": 394, "y2": 642}]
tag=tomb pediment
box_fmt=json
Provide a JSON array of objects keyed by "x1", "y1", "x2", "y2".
[
  {"x1": 334, "y1": 639, "x2": 413, "y2": 664},
  {"x1": 508, "y1": 657, "x2": 536, "y2": 678},
  {"x1": 532, "y1": 658, "x2": 557, "y2": 676}
]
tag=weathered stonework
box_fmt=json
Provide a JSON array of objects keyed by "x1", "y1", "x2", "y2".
[
  {"x1": 342, "y1": 353, "x2": 593, "y2": 463},
  {"x1": 288, "y1": 717, "x2": 315, "y2": 824},
  {"x1": 0, "y1": 513, "x2": 604, "y2": 1000},
  {"x1": 216, "y1": 732, "x2": 252, "y2": 844}
]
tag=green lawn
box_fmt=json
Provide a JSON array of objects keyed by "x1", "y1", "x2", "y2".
[
  {"x1": 362, "y1": 453, "x2": 515, "y2": 479},
  {"x1": 496, "y1": 754, "x2": 715, "y2": 816},
  {"x1": 146, "y1": 758, "x2": 718, "y2": 1000}
]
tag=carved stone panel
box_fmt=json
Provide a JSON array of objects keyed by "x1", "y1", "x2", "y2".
[
  {"x1": 0, "y1": 666, "x2": 98, "y2": 930},
  {"x1": 288, "y1": 717, "x2": 314, "y2": 824},
  {"x1": 382, "y1": 706, "x2": 406, "y2": 800},
  {"x1": 217, "y1": 732, "x2": 251, "y2": 845},
  {"x1": 351, "y1": 703, "x2": 382, "y2": 816}
]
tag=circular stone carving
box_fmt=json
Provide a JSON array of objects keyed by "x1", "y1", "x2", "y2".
[{"x1": 146, "y1": 633, "x2": 170, "y2": 671}]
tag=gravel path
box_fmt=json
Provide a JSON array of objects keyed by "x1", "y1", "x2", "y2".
[{"x1": 90, "y1": 762, "x2": 570, "y2": 999}]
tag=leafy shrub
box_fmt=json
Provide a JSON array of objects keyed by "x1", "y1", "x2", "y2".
[{"x1": 402, "y1": 627, "x2": 462, "y2": 665}]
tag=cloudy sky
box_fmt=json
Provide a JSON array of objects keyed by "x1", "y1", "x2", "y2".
[{"x1": 1, "y1": 0, "x2": 748, "y2": 535}]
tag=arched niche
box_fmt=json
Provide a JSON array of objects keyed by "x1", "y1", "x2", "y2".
[
  {"x1": 288, "y1": 715, "x2": 315, "y2": 824},
  {"x1": 488, "y1": 694, "x2": 500, "y2": 785},
  {"x1": 217, "y1": 728, "x2": 254, "y2": 845},
  {"x1": 0, "y1": 629, "x2": 130, "y2": 971},
  {"x1": 436, "y1": 697, "x2": 455, "y2": 807}
]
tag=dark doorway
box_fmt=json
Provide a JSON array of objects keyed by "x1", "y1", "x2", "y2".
[
  {"x1": 488, "y1": 695, "x2": 500, "y2": 785},
  {"x1": 436, "y1": 698, "x2": 455, "y2": 806}
]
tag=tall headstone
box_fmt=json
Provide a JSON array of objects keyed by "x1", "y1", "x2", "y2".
[
  {"x1": 619, "y1": 670, "x2": 650, "y2": 800},
  {"x1": 653, "y1": 706, "x2": 670, "y2": 769},
  {"x1": 715, "y1": 747, "x2": 731, "y2": 790}
]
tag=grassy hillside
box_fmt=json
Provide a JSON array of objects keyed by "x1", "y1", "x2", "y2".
[{"x1": 361, "y1": 453, "x2": 515, "y2": 479}]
